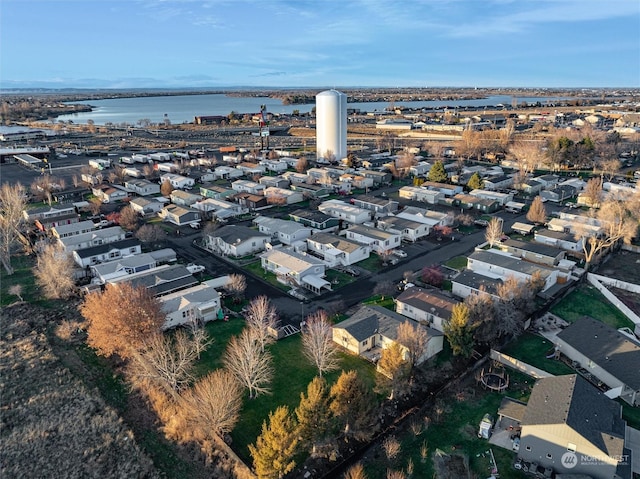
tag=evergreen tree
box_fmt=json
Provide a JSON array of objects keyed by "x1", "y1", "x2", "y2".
[
  {"x1": 443, "y1": 303, "x2": 476, "y2": 358},
  {"x1": 249, "y1": 406, "x2": 298, "y2": 479},
  {"x1": 466, "y1": 172, "x2": 484, "y2": 190},
  {"x1": 295, "y1": 376, "x2": 333, "y2": 453},
  {"x1": 330, "y1": 370, "x2": 377, "y2": 441},
  {"x1": 427, "y1": 160, "x2": 448, "y2": 183}
]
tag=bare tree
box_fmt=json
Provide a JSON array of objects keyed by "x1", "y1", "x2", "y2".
[
  {"x1": 118, "y1": 205, "x2": 140, "y2": 231},
  {"x1": 599, "y1": 158, "x2": 621, "y2": 183},
  {"x1": 0, "y1": 183, "x2": 27, "y2": 274},
  {"x1": 396, "y1": 320, "x2": 428, "y2": 368},
  {"x1": 224, "y1": 273, "x2": 247, "y2": 304},
  {"x1": 484, "y1": 217, "x2": 503, "y2": 247},
  {"x1": 88, "y1": 197, "x2": 103, "y2": 216},
  {"x1": 302, "y1": 310, "x2": 340, "y2": 377},
  {"x1": 455, "y1": 213, "x2": 474, "y2": 226},
  {"x1": 374, "y1": 279, "x2": 395, "y2": 300},
  {"x1": 81, "y1": 283, "x2": 165, "y2": 359},
  {"x1": 130, "y1": 329, "x2": 211, "y2": 398},
  {"x1": 526, "y1": 196, "x2": 547, "y2": 224},
  {"x1": 344, "y1": 463, "x2": 368, "y2": 479},
  {"x1": 30, "y1": 175, "x2": 58, "y2": 205},
  {"x1": 575, "y1": 193, "x2": 640, "y2": 269},
  {"x1": 509, "y1": 140, "x2": 544, "y2": 185},
  {"x1": 160, "y1": 179, "x2": 174, "y2": 197},
  {"x1": 295, "y1": 157, "x2": 308, "y2": 173},
  {"x1": 8, "y1": 284, "x2": 24, "y2": 302},
  {"x1": 33, "y1": 243, "x2": 76, "y2": 299},
  {"x1": 71, "y1": 174, "x2": 80, "y2": 188},
  {"x1": 135, "y1": 224, "x2": 166, "y2": 245},
  {"x1": 180, "y1": 369, "x2": 244, "y2": 440},
  {"x1": 245, "y1": 295, "x2": 279, "y2": 353},
  {"x1": 223, "y1": 328, "x2": 273, "y2": 399},
  {"x1": 583, "y1": 177, "x2": 603, "y2": 207}
]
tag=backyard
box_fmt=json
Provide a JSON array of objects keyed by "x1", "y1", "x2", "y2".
[
  {"x1": 360, "y1": 371, "x2": 532, "y2": 479},
  {"x1": 195, "y1": 318, "x2": 378, "y2": 462},
  {"x1": 501, "y1": 333, "x2": 575, "y2": 376},
  {"x1": 551, "y1": 283, "x2": 636, "y2": 330}
]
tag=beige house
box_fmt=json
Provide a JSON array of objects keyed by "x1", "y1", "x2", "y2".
[{"x1": 332, "y1": 305, "x2": 443, "y2": 364}]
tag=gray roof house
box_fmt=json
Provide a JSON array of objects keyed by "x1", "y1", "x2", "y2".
[
  {"x1": 554, "y1": 316, "x2": 640, "y2": 406},
  {"x1": 72, "y1": 238, "x2": 142, "y2": 268},
  {"x1": 254, "y1": 216, "x2": 313, "y2": 245},
  {"x1": 305, "y1": 232, "x2": 371, "y2": 266},
  {"x1": 111, "y1": 264, "x2": 198, "y2": 297},
  {"x1": 205, "y1": 225, "x2": 269, "y2": 258},
  {"x1": 451, "y1": 269, "x2": 503, "y2": 299},
  {"x1": 332, "y1": 305, "x2": 443, "y2": 364},
  {"x1": 518, "y1": 374, "x2": 631, "y2": 479},
  {"x1": 395, "y1": 287, "x2": 460, "y2": 332}
]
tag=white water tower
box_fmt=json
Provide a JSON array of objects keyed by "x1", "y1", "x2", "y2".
[{"x1": 315, "y1": 89, "x2": 347, "y2": 162}]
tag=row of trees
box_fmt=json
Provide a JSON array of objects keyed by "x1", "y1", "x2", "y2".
[{"x1": 250, "y1": 370, "x2": 378, "y2": 478}]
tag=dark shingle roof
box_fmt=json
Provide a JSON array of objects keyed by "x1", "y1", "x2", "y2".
[
  {"x1": 213, "y1": 225, "x2": 268, "y2": 245},
  {"x1": 501, "y1": 239, "x2": 563, "y2": 258},
  {"x1": 557, "y1": 316, "x2": 640, "y2": 390},
  {"x1": 451, "y1": 269, "x2": 502, "y2": 296},
  {"x1": 121, "y1": 265, "x2": 197, "y2": 297},
  {"x1": 335, "y1": 305, "x2": 441, "y2": 342},
  {"x1": 396, "y1": 287, "x2": 457, "y2": 318},
  {"x1": 522, "y1": 374, "x2": 625, "y2": 458},
  {"x1": 74, "y1": 239, "x2": 141, "y2": 259}
]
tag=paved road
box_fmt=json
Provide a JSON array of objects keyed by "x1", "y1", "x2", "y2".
[{"x1": 166, "y1": 224, "x2": 489, "y2": 328}]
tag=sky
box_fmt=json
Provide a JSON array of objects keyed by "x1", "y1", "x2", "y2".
[{"x1": 1, "y1": 0, "x2": 639, "y2": 89}]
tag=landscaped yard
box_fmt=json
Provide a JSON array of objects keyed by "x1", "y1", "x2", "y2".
[
  {"x1": 501, "y1": 333, "x2": 575, "y2": 376},
  {"x1": 356, "y1": 254, "x2": 384, "y2": 272},
  {"x1": 243, "y1": 261, "x2": 290, "y2": 292},
  {"x1": 195, "y1": 319, "x2": 378, "y2": 462},
  {"x1": 551, "y1": 284, "x2": 635, "y2": 330}
]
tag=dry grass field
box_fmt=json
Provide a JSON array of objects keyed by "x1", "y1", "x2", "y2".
[{"x1": 0, "y1": 302, "x2": 159, "y2": 479}]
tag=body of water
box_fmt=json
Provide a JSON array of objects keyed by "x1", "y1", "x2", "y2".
[{"x1": 56, "y1": 93, "x2": 568, "y2": 126}]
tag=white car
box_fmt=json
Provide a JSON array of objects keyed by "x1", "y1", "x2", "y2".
[
  {"x1": 392, "y1": 249, "x2": 407, "y2": 258},
  {"x1": 186, "y1": 263, "x2": 205, "y2": 274}
]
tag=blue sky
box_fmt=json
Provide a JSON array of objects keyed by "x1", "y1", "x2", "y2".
[{"x1": 1, "y1": 0, "x2": 639, "y2": 89}]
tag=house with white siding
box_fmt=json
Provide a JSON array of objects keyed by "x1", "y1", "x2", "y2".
[
  {"x1": 231, "y1": 180, "x2": 265, "y2": 195},
  {"x1": 253, "y1": 216, "x2": 312, "y2": 245},
  {"x1": 124, "y1": 178, "x2": 161, "y2": 196},
  {"x1": 260, "y1": 247, "x2": 331, "y2": 294},
  {"x1": 343, "y1": 224, "x2": 401, "y2": 253},
  {"x1": 160, "y1": 282, "x2": 222, "y2": 330},
  {"x1": 58, "y1": 226, "x2": 127, "y2": 253},
  {"x1": 159, "y1": 173, "x2": 195, "y2": 190},
  {"x1": 318, "y1": 199, "x2": 371, "y2": 224},
  {"x1": 158, "y1": 204, "x2": 201, "y2": 226},
  {"x1": 51, "y1": 220, "x2": 96, "y2": 239},
  {"x1": 205, "y1": 225, "x2": 269, "y2": 257},
  {"x1": 376, "y1": 216, "x2": 431, "y2": 242},
  {"x1": 306, "y1": 232, "x2": 371, "y2": 266},
  {"x1": 193, "y1": 198, "x2": 247, "y2": 220},
  {"x1": 72, "y1": 238, "x2": 142, "y2": 267},
  {"x1": 170, "y1": 190, "x2": 202, "y2": 207}
]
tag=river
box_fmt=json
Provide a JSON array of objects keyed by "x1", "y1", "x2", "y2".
[{"x1": 56, "y1": 93, "x2": 569, "y2": 126}]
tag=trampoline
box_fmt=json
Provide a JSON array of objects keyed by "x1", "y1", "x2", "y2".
[{"x1": 477, "y1": 364, "x2": 510, "y2": 392}]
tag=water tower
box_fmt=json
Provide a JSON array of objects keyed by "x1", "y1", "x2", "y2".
[{"x1": 315, "y1": 89, "x2": 347, "y2": 163}]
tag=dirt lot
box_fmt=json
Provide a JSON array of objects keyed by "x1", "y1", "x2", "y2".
[{"x1": 597, "y1": 250, "x2": 640, "y2": 284}]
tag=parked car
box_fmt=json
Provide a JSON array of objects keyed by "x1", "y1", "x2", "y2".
[
  {"x1": 474, "y1": 219, "x2": 489, "y2": 227},
  {"x1": 186, "y1": 263, "x2": 205, "y2": 274},
  {"x1": 392, "y1": 249, "x2": 407, "y2": 258},
  {"x1": 342, "y1": 266, "x2": 360, "y2": 277}
]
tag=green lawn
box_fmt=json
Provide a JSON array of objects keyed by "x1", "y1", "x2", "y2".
[
  {"x1": 1, "y1": 254, "x2": 43, "y2": 307},
  {"x1": 356, "y1": 255, "x2": 384, "y2": 272},
  {"x1": 194, "y1": 324, "x2": 377, "y2": 463},
  {"x1": 445, "y1": 255, "x2": 468, "y2": 271},
  {"x1": 551, "y1": 284, "x2": 635, "y2": 329},
  {"x1": 243, "y1": 262, "x2": 290, "y2": 291},
  {"x1": 501, "y1": 333, "x2": 575, "y2": 376}
]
